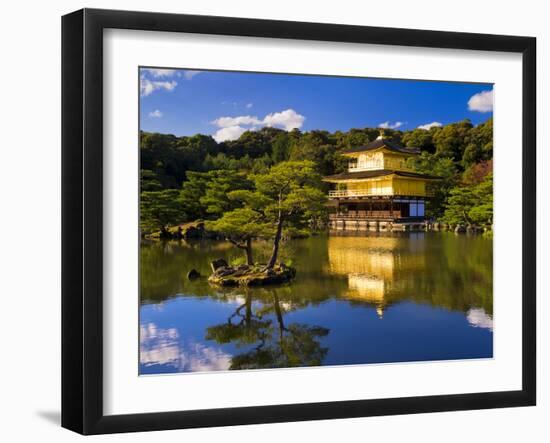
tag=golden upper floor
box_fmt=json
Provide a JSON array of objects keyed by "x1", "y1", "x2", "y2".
[
  {"x1": 341, "y1": 136, "x2": 420, "y2": 173},
  {"x1": 323, "y1": 170, "x2": 438, "y2": 197},
  {"x1": 323, "y1": 136, "x2": 439, "y2": 197},
  {"x1": 346, "y1": 150, "x2": 414, "y2": 172}
]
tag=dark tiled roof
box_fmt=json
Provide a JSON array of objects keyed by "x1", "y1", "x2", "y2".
[
  {"x1": 323, "y1": 169, "x2": 440, "y2": 181},
  {"x1": 393, "y1": 170, "x2": 441, "y2": 179},
  {"x1": 341, "y1": 138, "x2": 420, "y2": 155}
]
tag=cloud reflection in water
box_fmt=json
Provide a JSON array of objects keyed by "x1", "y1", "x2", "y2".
[
  {"x1": 467, "y1": 308, "x2": 494, "y2": 331},
  {"x1": 140, "y1": 322, "x2": 231, "y2": 372}
]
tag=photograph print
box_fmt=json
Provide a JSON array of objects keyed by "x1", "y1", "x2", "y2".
[{"x1": 139, "y1": 68, "x2": 494, "y2": 375}]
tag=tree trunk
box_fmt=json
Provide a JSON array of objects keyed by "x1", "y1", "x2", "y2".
[
  {"x1": 245, "y1": 238, "x2": 254, "y2": 266},
  {"x1": 272, "y1": 293, "x2": 285, "y2": 342},
  {"x1": 245, "y1": 293, "x2": 252, "y2": 325},
  {"x1": 462, "y1": 209, "x2": 473, "y2": 225},
  {"x1": 227, "y1": 237, "x2": 254, "y2": 265},
  {"x1": 160, "y1": 225, "x2": 170, "y2": 239},
  {"x1": 266, "y1": 214, "x2": 284, "y2": 269}
]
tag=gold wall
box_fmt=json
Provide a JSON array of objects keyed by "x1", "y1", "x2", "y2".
[
  {"x1": 382, "y1": 153, "x2": 410, "y2": 171},
  {"x1": 391, "y1": 178, "x2": 427, "y2": 196},
  {"x1": 346, "y1": 178, "x2": 393, "y2": 195},
  {"x1": 347, "y1": 150, "x2": 412, "y2": 172},
  {"x1": 344, "y1": 176, "x2": 428, "y2": 197}
]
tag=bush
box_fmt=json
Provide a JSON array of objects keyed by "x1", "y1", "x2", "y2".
[{"x1": 229, "y1": 256, "x2": 247, "y2": 266}]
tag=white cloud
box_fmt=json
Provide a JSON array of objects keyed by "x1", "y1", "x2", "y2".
[
  {"x1": 149, "y1": 109, "x2": 163, "y2": 118},
  {"x1": 142, "y1": 68, "x2": 202, "y2": 80},
  {"x1": 212, "y1": 115, "x2": 262, "y2": 128},
  {"x1": 182, "y1": 70, "x2": 202, "y2": 80},
  {"x1": 143, "y1": 68, "x2": 177, "y2": 78},
  {"x1": 468, "y1": 89, "x2": 494, "y2": 112},
  {"x1": 417, "y1": 121, "x2": 442, "y2": 130},
  {"x1": 213, "y1": 125, "x2": 249, "y2": 143},
  {"x1": 140, "y1": 77, "x2": 177, "y2": 97},
  {"x1": 211, "y1": 108, "x2": 305, "y2": 142},
  {"x1": 263, "y1": 109, "x2": 305, "y2": 131},
  {"x1": 378, "y1": 121, "x2": 404, "y2": 130},
  {"x1": 467, "y1": 308, "x2": 494, "y2": 331},
  {"x1": 246, "y1": 102, "x2": 253, "y2": 109}
]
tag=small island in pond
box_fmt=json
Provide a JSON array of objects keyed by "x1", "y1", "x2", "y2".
[{"x1": 208, "y1": 259, "x2": 296, "y2": 287}]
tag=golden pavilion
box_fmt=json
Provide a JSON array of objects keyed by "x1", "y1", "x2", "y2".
[{"x1": 323, "y1": 134, "x2": 439, "y2": 230}]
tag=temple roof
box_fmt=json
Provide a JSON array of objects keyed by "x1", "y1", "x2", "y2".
[
  {"x1": 323, "y1": 169, "x2": 440, "y2": 182},
  {"x1": 341, "y1": 138, "x2": 420, "y2": 155}
]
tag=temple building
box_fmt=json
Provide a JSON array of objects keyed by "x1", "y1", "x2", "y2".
[{"x1": 323, "y1": 134, "x2": 440, "y2": 230}]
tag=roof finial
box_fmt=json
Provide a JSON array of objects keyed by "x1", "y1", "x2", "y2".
[{"x1": 376, "y1": 129, "x2": 386, "y2": 140}]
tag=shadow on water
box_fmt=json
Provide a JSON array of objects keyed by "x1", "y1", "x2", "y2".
[{"x1": 139, "y1": 231, "x2": 493, "y2": 374}]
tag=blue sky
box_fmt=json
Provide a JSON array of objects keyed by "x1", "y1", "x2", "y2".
[{"x1": 139, "y1": 67, "x2": 493, "y2": 142}]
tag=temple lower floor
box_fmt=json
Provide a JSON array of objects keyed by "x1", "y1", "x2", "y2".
[{"x1": 329, "y1": 197, "x2": 426, "y2": 222}]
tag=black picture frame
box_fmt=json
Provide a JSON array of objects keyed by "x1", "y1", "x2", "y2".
[{"x1": 62, "y1": 8, "x2": 537, "y2": 435}]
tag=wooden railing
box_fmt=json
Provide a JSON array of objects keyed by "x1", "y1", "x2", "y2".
[
  {"x1": 347, "y1": 160, "x2": 410, "y2": 173},
  {"x1": 330, "y1": 211, "x2": 402, "y2": 219},
  {"x1": 347, "y1": 164, "x2": 381, "y2": 172},
  {"x1": 328, "y1": 189, "x2": 433, "y2": 198}
]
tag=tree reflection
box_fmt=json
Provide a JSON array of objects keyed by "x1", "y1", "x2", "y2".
[
  {"x1": 205, "y1": 293, "x2": 271, "y2": 349},
  {"x1": 206, "y1": 289, "x2": 329, "y2": 370}
]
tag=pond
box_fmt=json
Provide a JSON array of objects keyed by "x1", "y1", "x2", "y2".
[{"x1": 139, "y1": 231, "x2": 493, "y2": 374}]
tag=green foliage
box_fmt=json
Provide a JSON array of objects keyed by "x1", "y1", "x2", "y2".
[
  {"x1": 178, "y1": 171, "x2": 210, "y2": 221},
  {"x1": 289, "y1": 131, "x2": 339, "y2": 175},
  {"x1": 407, "y1": 152, "x2": 458, "y2": 218},
  {"x1": 200, "y1": 170, "x2": 252, "y2": 217},
  {"x1": 206, "y1": 207, "x2": 271, "y2": 240},
  {"x1": 402, "y1": 128, "x2": 435, "y2": 153},
  {"x1": 140, "y1": 169, "x2": 163, "y2": 192},
  {"x1": 405, "y1": 119, "x2": 493, "y2": 222},
  {"x1": 458, "y1": 119, "x2": 493, "y2": 168},
  {"x1": 442, "y1": 173, "x2": 493, "y2": 225},
  {"x1": 462, "y1": 142, "x2": 484, "y2": 168},
  {"x1": 229, "y1": 255, "x2": 247, "y2": 266},
  {"x1": 271, "y1": 132, "x2": 292, "y2": 163},
  {"x1": 340, "y1": 128, "x2": 373, "y2": 147},
  {"x1": 467, "y1": 117, "x2": 493, "y2": 162},
  {"x1": 223, "y1": 127, "x2": 283, "y2": 158},
  {"x1": 441, "y1": 187, "x2": 474, "y2": 225},
  {"x1": 468, "y1": 173, "x2": 493, "y2": 224},
  {"x1": 140, "y1": 131, "x2": 218, "y2": 188},
  {"x1": 140, "y1": 116, "x2": 493, "y2": 230},
  {"x1": 140, "y1": 189, "x2": 185, "y2": 234},
  {"x1": 245, "y1": 161, "x2": 327, "y2": 266},
  {"x1": 140, "y1": 117, "x2": 493, "y2": 195},
  {"x1": 432, "y1": 119, "x2": 473, "y2": 161},
  {"x1": 205, "y1": 207, "x2": 269, "y2": 264},
  {"x1": 205, "y1": 161, "x2": 327, "y2": 267},
  {"x1": 250, "y1": 161, "x2": 327, "y2": 229}
]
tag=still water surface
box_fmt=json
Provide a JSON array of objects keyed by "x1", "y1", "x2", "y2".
[{"x1": 140, "y1": 232, "x2": 493, "y2": 374}]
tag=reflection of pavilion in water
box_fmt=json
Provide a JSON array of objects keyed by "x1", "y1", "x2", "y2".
[{"x1": 326, "y1": 234, "x2": 426, "y2": 318}]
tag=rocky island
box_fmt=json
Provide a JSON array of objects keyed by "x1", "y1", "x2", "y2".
[{"x1": 207, "y1": 258, "x2": 296, "y2": 287}]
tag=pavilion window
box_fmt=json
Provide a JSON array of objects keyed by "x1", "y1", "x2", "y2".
[{"x1": 410, "y1": 201, "x2": 418, "y2": 217}]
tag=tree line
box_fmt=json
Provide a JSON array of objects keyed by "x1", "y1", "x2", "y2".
[{"x1": 140, "y1": 117, "x2": 494, "y2": 239}]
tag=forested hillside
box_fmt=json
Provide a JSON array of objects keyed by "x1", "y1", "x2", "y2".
[{"x1": 140, "y1": 118, "x2": 493, "y2": 233}]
